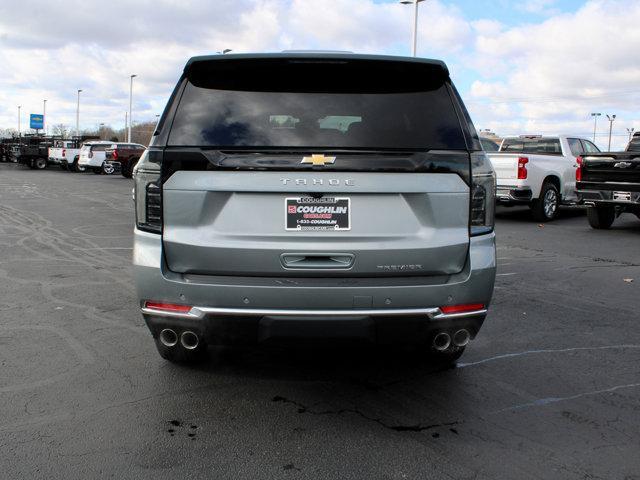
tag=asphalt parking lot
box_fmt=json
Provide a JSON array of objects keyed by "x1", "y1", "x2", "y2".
[{"x1": 1, "y1": 162, "x2": 639, "y2": 480}]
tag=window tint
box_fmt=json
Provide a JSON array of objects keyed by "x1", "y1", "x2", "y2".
[
  {"x1": 91, "y1": 144, "x2": 109, "y2": 152},
  {"x1": 567, "y1": 138, "x2": 583, "y2": 156},
  {"x1": 168, "y1": 59, "x2": 466, "y2": 150},
  {"x1": 480, "y1": 138, "x2": 499, "y2": 152},
  {"x1": 581, "y1": 140, "x2": 600, "y2": 153},
  {"x1": 501, "y1": 137, "x2": 562, "y2": 155}
]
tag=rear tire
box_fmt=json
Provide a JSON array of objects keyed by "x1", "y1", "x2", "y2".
[
  {"x1": 34, "y1": 157, "x2": 47, "y2": 170},
  {"x1": 71, "y1": 157, "x2": 86, "y2": 173},
  {"x1": 531, "y1": 181, "x2": 559, "y2": 222},
  {"x1": 154, "y1": 337, "x2": 208, "y2": 365},
  {"x1": 102, "y1": 162, "x2": 115, "y2": 175},
  {"x1": 587, "y1": 205, "x2": 616, "y2": 229}
]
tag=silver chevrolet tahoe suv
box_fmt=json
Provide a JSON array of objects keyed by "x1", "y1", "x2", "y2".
[{"x1": 133, "y1": 53, "x2": 496, "y2": 365}]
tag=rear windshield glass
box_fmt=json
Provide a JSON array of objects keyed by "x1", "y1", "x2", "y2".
[
  {"x1": 628, "y1": 140, "x2": 640, "y2": 152},
  {"x1": 168, "y1": 59, "x2": 466, "y2": 150},
  {"x1": 500, "y1": 137, "x2": 562, "y2": 154}
]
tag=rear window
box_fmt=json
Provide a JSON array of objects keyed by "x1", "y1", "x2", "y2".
[
  {"x1": 91, "y1": 144, "x2": 111, "y2": 151},
  {"x1": 627, "y1": 140, "x2": 640, "y2": 152},
  {"x1": 167, "y1": 58, "x2": 466, "y2": 150},
  {"x1": 500, "y1": 137, "x2": 562, "y2": 155}
]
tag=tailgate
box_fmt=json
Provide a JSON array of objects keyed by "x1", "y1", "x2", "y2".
[
  {"x1": 582, "y1": 154, "x2": 640, "y2": 184},
  {"x1": 487, "y1": 153, "x2": 519, "y2": 183},
  {"x1": 162, "y1": 171, "x2": 470, "y2": 277}
]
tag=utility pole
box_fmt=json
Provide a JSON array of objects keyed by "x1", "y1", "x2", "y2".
[
  {"x1": 606, "y1": 114, "x2": 616, "y2": 151},
  {"x1": 590, "y1": 113, "x2": 601, "y2": 143},
  {"x1": 627, "y1": 128, "x2": 635, "y2": 143},
  {"x1": 128, "y1": 74, "x2": 137, "y2": 143},
  {"x1": 76, "y1": 89, "x2": 83, "y2": 137},
  {"x1": 400, "y1": 0, "x2": 426, "y2": 57}
]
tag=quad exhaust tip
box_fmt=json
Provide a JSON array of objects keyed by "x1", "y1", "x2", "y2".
[
  {"x1": 453, "y1": 329, "x2": 471, "y2": 348},
  {"x1": 180, "y1": 331, "x2": 200, "y2": 350},
  {"x1": 432, "y1": 332, "x2": 451, "y2": 351},
  {"x1": 159, "y1": 328, "x2": 178, "y2": 347}
]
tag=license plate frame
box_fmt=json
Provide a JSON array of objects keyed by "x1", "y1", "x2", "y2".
[
  {"x1": 613, "y1": 191, "x2": 632, "y2": 201},
  {"x1": 285, "y1": 197, "x2": 351, "y2": 231}
]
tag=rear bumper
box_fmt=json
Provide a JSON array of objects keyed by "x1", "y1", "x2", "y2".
[
  {"x1": 579, "y1": 188, "x2": 640, "y2": 208},
  {"x1": 496, "y1": 186, "x2": 533, "y2": 204},
  {"x1": 134, "y1": 230, "x2": 496, "y2": 345}
]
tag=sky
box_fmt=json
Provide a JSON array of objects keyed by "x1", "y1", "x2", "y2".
[{"x1": 0, "y1": 0, "x2": 638, "y2": 149}]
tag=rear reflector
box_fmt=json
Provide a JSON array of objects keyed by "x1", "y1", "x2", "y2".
[
  {"x1": 144, "y1": 301, "x2": 192, "y2": 313},
  {"x1": 440, "y1": 303, "x2": 485, "y2": 314}
]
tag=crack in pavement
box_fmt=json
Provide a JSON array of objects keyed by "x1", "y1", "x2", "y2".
[{"x1": 271, "y1": 395, "x2": 459, "y2": 433}]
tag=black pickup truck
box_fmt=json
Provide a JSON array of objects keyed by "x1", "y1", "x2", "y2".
[{"x1": 577, "y1": 132, "x2": 640, "y2": 229}]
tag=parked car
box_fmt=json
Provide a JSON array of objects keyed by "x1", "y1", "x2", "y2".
[
  {"x1": 134, "y1": 52, "x2": 497, "y2": 365},
  {"x1": 48, "y1": 136, "x2": 100, "y2": 172},
  {"x1": 105, "y1": 143, "x2": 146, "y2": 178},
  {"x1": 14, "y1": 135, "x2": 61, "y2": 170},
  {"x1": 577, "y1": 132, "x2": 640, "y2": 229},
  {"x1": 78, "y1": 141, "x2": 116, "y2": 174},
  {"x1": 0, "y1": 138, "x2": 17, "y2": 162},
  {"x1": 487, "y1": 135, "x2": 600, "y2": 221}
]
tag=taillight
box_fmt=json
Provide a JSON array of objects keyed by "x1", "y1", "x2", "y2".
[
  {"x1": 517, "y1": 157, "x2": 528, "y2": 179},
  {"x1": 470, "y1": 153, "x2": 496, "y2": 236},
  {"x1": 576, "y1": 156, "x2": 583, "y2": 182},
  {"x1": 440, "y1": 303, "x2": 486, "y2": 314},
  {"x1": 112, "y1": 149, "x2": 118, "y2": 160},
  {"x1": 62, "y1": 149, "x2": 66, "y2": 158},
  {"x1": 134, "y1": 149, "x2": 162, "y2": 234}
]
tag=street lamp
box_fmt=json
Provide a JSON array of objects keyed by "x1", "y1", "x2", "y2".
[
  {"x1": 18, "y1": 106, "x2": 21, "y2": 137},
  {"x1": 43, "y1": 99, "x2": 47, "y2": 135},
  {"x1": 128, "y1": 74, "x2": 137, "y2": 143},
  {"x1": 590, "y1": 113, "x2": 601, "y2": 143},
  {"x1": 606, "y1": 114, "x2": 616, "y2": 151},
  {"x1": 627, "y1": 128, "x2": 635, "y2": 143},
  {"x1": 76, "y1": 89, "x2": 83, "y2": 137},
  {"x1": 400, "y1": 0, "x2": 427, "y2": 57}
]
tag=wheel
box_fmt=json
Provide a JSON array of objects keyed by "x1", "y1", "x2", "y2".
[
  {"x1": 121, "y1": 159, "x2": 138, "y2": 178},
  {"x1": 531, "y1": 182, "x2": 559, "y2": 222},
  {"x1": 93, "y1": 167, "x2": 103, "y2": 175},
  {"x1": 587, "y1": 205, "x2": 616, "y2": 229},
  {"x1": 102, "y1": 162, "x2": 116, "y2": 175},
  {"x1": 34, "y1": 158, "x2": 47, "y2": 170},
  {"x1": 59, "y1": 163, "x2": 68, "y2": 171},
  {"x1": 154, "y1": 336, "x2": 208, "y2": 365}
]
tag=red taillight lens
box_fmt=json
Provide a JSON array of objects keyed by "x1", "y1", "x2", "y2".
[
  {"x1": 576, "y1": 156, "x2": 583, "y2": 182},
  {"x1": 144, "y1": 301, "x2": 192, "y2": 313},
  {"x1": 112, "y1": 149, "x2": 118, "y2": 160},
  {"x1": 62, "y1": 149, "x2": 66, "y2": 158},
  {"x1": 440, "y1": 303, "x2": 485, "y2": 314},
  {"x1": 517, "y1": 157, "x2": 528, "y2": 180}
]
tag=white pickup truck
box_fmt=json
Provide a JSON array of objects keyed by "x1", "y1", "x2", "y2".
[
  {"x1": 48, "y1": 140, "x2": 86, "y2": 172},
  {"x1": 487, "y1": 135, "x2": 601, "y2": 221}
]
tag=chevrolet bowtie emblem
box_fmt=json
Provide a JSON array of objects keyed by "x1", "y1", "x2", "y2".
[{"x1": 301, "y1": 154, "x2": 336, "y2": 166}]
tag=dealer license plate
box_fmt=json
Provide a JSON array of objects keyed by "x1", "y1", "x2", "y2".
[{"x1": 285, "y1": 197, "x2": 351, "y2": 231}]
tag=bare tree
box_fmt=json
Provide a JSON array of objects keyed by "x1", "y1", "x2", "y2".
[{"x1": 51, "y1": 124, "x2": 70, "y2": 138}]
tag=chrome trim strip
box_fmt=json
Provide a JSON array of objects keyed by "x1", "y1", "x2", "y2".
[{"x1": 142, "y1": 305, "x2": 488, "y2": 320}]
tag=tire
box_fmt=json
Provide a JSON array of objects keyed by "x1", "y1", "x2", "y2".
[
  {"x1": 531, "y1": 182, "x2": 559, "y2": 222},
  {"x1": 59, "y1": 163, "x2": 68, "y2": 171},
  {"x1": 121, "y1": 159, "x2": 137, "y2": 178},
  {"x1": 34, "y1": 158, "x2": 47, "y2": 170},
  {"x1": 154, "y1": 336, "x2": 208, "y2": 365},
  {"x1": 587, "y1": 205, "x2": 616, "y2": 229}
]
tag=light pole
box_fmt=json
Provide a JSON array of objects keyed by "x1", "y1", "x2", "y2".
[
  {"x1": 124, "y1": 111, "x2": 128, "y2": 142},
  {"x1": 76, "y1": 89, "x2": 83, "y2": 137},
  {"x1": 606, "y1": 114, "x2": 616, "y2": 151},
  {"x1": 400, "y1": 0, "x2": 427, "y2": 57},
  {"x1": 627, "y1": 128, "x2": 635, "y2": 143},
  {"x1": 590, "y1": 112, "x2": 601, "y2": 144},
  {"x1": 18, "y1": 106, "x2": 21, "y2": 137},
  {"x1": 128, "y1": 74, "x2": 137, "y2": 142},
  {"x1": 43, "y1": 99, "x2": 47, "y2": 135}
]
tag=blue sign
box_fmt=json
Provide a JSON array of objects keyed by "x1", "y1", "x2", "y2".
[{"x1": 30, "y1": 114, "x2": 44, "y2": 130}]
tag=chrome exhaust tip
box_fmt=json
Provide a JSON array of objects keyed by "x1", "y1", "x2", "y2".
[
  {"x1": 159, "y1": 329, "x2": 178, "y2": 347},
  {"x1": 433, "y1": 332, "x2": 451, "y2": 351},
  {"x1": 453, "y1": 329, "x2": 470, "y2": 348},
  {"x1": 180, "y1": 331, "x2": 199, "y2": 350}
]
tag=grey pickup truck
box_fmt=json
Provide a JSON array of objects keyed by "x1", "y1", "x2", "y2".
[
  {"x1": 577, "y1": 132, "x2": 640, "y2": 229},
  {"x1": 133, "y1": 52, "x2": 497, "y2": 365}
]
